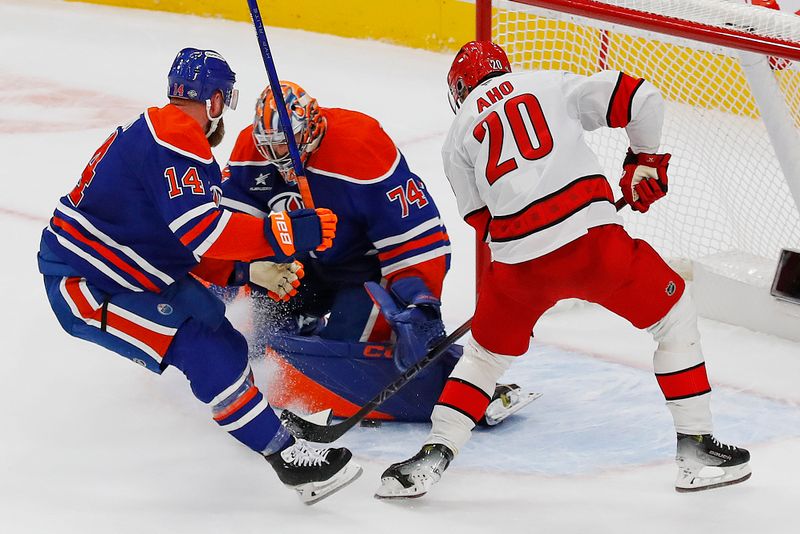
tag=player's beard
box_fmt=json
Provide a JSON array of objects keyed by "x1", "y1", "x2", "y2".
[{"x1": 206, "y1": 117, "x2": 225, "y2": 148}]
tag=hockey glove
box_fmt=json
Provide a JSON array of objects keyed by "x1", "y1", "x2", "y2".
[
  {"x1": 619, "y1": 149, "x2": 670, "y2": 213},
  {"x1": 365, "y1": 277, "x2": 445, "y2": 372},
  {"x1": 264, "y1": 208, "x2": 338, "y2": 260},
  {"x1": 250, "y1": 260, "x2": 305, "y2": 302}
]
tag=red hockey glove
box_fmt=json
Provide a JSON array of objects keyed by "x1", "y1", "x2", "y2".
[{"x1": 619, "y1": 150, "x2": 670, "y2": 213}]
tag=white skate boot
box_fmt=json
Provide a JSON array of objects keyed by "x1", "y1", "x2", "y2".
[
  {"x1": 481, "y1": 383, "x2": 542, "y2": 426},
  {"x1": 675, "y1": 433, "x2": 751, "y2": 492},
  {"x1": 375, "y1": 443, "x2": 454, "y2": 499}
]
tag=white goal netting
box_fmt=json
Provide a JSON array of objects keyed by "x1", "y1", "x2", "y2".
[{"x1": 490, "y1": 0, "x2": 800, "y2": 267}]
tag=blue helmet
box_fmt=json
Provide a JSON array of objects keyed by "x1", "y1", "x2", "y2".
[{"x1": 167, "y1": 48, "x2": 238, "y2": 110}]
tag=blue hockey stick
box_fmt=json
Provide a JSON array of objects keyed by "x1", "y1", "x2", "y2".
[{"x1": 246, "y1": 0, "x2": 315, "y2": 207}]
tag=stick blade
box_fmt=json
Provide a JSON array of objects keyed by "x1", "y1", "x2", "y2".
[{"x1": 280, "y1": 409, "x2": 339, "y2": 443}]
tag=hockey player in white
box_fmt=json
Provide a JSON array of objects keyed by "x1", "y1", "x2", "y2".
[{"x1": 376, "y1": 41, "x2": 751, "y2": 499}]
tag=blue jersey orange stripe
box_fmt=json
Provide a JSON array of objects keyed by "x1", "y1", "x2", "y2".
[
  {"x1": 221, "y1": 107, "x2": 450, "y2": 296},
  {"x1": 40, "y1": 104, "x2": 277, "y2": 294}
]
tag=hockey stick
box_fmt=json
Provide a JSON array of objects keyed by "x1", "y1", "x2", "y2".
[
  {"x1": 246, "y1": 0, "x2": 315, "y2": 208},
  {"x1": 281, "y1": 198, "x2": 628, "y2": 442},
  {"x1": 280, "y1": 318, "x2": 473, "y2": 443}
]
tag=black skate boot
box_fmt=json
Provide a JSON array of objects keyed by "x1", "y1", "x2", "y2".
[
  {"x1": 265, "y1": 439, "x2": 362, "y2": 505},
  {"x1": 374, "y1": 443, "x2": 454, "y2": 499},
  {"x1": 480, "y1": 383, "x2": 542, "y2": 426},
  {"x1": 675, "y1": 433, "x2": 751, "y2": 492}
]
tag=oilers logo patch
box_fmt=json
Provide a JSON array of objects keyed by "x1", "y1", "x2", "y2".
[
  {"x1": 157, "y1": 303, "x2": 174, "y2": 315},
  {"x1": 269, "y1": 191, "x2": 304, "y2": 212},
  {"x1": 210, "y1": 185, "x2": 222, "y2": 207},
  {"x1": 666, "y1": 281, "x2": 677, "y2": 296}
]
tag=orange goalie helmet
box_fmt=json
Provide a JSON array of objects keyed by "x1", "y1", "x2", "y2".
[{"x1": 253, "y1": 81, "x2": 327, "y2": 182}]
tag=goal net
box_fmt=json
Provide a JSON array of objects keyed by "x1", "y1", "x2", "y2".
[{"x1": 480, "y1": 0, "x2": 800, "y2": 274}]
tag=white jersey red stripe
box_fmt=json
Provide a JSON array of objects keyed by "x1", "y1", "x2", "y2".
[
  {"x1": 442, "y1": 69, "x2": 663, "y2": 263},
  {"x1": 607, "y1": 72, "x2": 646, "y2": 128}
]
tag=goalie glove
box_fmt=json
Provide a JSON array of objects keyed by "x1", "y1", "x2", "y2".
[
  {"x1": 235, "y1": 260, "x2": 305, "y2": 302},
  {"x1": 364, "y1": 277, "x2": 445, "y2": 372},
  {"x1": 619, "y1": 150, "x2": 670, "y2": 213}
]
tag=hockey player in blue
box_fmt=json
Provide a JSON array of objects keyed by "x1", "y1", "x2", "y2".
[
  {"x1": 36, "y1": 48, "x2": 361, "y2": 504},
  {"x1": 216, "y1": 82, "x2": 536, "y2": 424}
]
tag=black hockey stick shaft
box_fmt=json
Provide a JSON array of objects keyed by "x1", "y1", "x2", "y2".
[
  {"x1": 281, "y1": 198, "x2": 625, "y2": 442},
  {"x1": 280, "y1": 318, "x2": 473, "y2": 443}
]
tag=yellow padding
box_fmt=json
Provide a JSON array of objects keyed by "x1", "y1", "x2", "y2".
[
  {"x1": 68, "y1": 0, "x2": 475, "y2": 51},
  {"x1": 496, "y1": 13, "x2": 800, "y2": 122}
]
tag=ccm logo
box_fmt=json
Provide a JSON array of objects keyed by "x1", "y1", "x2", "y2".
[
  {"x1": 363, "y1": 345, "x2": 393, "y2": 359},
  {"x1": 272, "y1": 212, "x2": 293, "y2": 245}
]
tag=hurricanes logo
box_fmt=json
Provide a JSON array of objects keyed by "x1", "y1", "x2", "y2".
[
  {"x1": 269, "y1": 192, "x2": 304, "y2": 212},
  {"x1": 666, "y1": 281, "x2": 677, "y2": 296}
]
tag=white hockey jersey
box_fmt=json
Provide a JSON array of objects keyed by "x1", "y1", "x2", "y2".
[{"x1": 441, "y1": 69, "x2": 664, "y2": 264}]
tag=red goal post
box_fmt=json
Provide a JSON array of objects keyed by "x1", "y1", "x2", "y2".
[
  {"x1": 477, "y1": 0, "x2": 800, "y2": 59},
  {"x1": 473, "y1": 0, "x2": 800, "y2": 289}
]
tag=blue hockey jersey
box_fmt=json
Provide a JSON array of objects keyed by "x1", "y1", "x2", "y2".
[
  {"x1": 221, "y1": 107, "x2": 451, "y2": 294},
  {"x1": 39, "y1": 104, "x2": 277, "y2": 294}
]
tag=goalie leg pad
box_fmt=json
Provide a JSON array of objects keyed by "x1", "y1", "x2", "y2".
[{"x1": 266, "y1": 333, "x2": 461, "y2": 422}]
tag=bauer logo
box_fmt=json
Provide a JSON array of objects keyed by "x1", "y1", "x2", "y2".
[
  {"x1": 666, "y1": 281, "x2": 677, "y2": 296},
  {"x1": 157, "y1": 303, "x2": 174, "y2": 315}
]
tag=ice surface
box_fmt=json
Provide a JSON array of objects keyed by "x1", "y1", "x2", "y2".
[{"x1": 1, "y1": 2, "x2": 799, "y2": 533}]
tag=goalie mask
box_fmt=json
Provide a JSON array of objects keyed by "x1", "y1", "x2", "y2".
[
  {"x1": 447, "y1": 41, "x2": 511, "y2": 113},
  {"x1": 253, "y1": 81, "x2": 327, "y2": 183}
]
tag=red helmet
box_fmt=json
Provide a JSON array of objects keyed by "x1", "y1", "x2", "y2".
[{"x1": 447, "y1": 41, "x2": 511, "y2": 112}]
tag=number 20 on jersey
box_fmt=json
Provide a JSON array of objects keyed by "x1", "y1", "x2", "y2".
[{"x1": 472, "y1": 81, "x2": 554, "y2": 185}]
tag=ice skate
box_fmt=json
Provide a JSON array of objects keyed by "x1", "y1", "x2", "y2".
[
  {"x1": 675, "y1": 433, "x2": 751, "y2": 492},
  {"x1": 481, "y1": 383, "x2": 542, "y2": 426},
  {"x1": 265, "y1": 439, "x2": 362, "y2": 504},
  {"x1": 375, "y1": 443, "x2": 454, "y2": 499}
]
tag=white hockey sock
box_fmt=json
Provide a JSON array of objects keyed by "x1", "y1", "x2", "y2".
[
  {"x1": 648, "y1": 291, "x2": 713, "y2": 435},
  {"x1": 426, "y1": 339, "x2": 514, "y2": 455}
]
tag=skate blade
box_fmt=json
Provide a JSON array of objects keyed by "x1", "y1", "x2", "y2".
[
  {"x1": 293, "y1": 461, "x2": 363, "y2": 505},
  {"x1": 374, "y1": 476, "x2": 430, "y2": 500},
  {"x1": 484, "y1": 391, "x2": 543, "y2": 426},
  {"x1": 675, "y1": 462, "x2": 752, "y2": 493}
]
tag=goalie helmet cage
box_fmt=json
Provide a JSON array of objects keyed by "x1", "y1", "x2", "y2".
[{"x1": 473, "y1": 0, "x2": 800, "y2": 288}]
